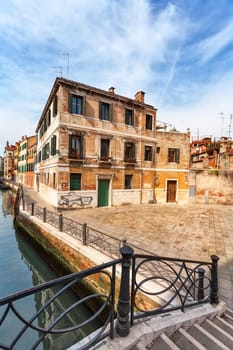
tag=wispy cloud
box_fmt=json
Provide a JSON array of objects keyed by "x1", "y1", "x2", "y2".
[{"x1": 0, "y1": 0, "x2": 233, "y2": 151}]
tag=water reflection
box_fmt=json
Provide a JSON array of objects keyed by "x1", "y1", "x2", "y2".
[{"x1": 0, "y1": 190, "x2": 99, "y2": 349}]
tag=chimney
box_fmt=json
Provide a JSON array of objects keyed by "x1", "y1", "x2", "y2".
[
  {"x1": 135, "y1": 91, "x2": 145, "y2": 103},
  {"x1": 109, "y1": 86, "x2": 115, "y2": 94}
]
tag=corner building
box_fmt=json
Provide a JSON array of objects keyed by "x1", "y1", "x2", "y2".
[{"x1": 35, "y1": 77, "x2": 188, "y2": 208}]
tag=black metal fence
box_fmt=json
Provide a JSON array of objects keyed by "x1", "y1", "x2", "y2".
[{"x1": 0, "y1": 246, "x2": 219, "y2": 350}]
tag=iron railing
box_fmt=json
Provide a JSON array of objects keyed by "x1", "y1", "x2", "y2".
[
  {"x1": 0, "y1": 246, "x2": 219, "y2": 349},
  {"x1": 0, "y1": 259, "x2": 120, "y2": 350},
  {"x1": 130, "y1": 254, "x2": 219, "y2": 325}
]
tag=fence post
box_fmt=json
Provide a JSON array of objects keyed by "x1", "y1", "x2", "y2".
[
  {"x1": 82, "y1": 223, "x2": 87, "y2": 245},
  {"x1": 31, "y1": 202, "x2": 34, "y2": 216},
  {"x1": 59, "y1": 214, "x2": 63, "y2": 232},
  {"x1": 210, "y1": 255, "x2": 219, "y2": 304},
  {"x1": 116, "y1": 245, "x2": 134, "y2": 337},
  {"x1": 197, "y1": 268, "x2": 205, "y2": 300},
  {"x1": 43, "y1": 207, "x2": 46, "y2": 223}
]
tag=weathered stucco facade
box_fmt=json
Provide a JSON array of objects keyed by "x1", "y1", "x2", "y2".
[
  {"x1": 35, "y1": 78, "x2": 158, "y2": 207},
  {"x1": 154, "y1": 130, "x2": 190, "y2": 204}
]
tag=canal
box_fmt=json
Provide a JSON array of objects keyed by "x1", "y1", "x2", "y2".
[{"x1": 0, "y1": 189, "x2": 99, "y2": 349}]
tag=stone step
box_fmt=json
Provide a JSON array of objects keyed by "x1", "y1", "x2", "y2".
[
  {"x1": 170, "y1": 327, "x2": 206, "y2": 350},
  {"x1": 201, "y1": 319, "x2": 233, "y2": 348},
  {"x1": 149, "y1": 333, "x2": 181, "y2": 350}
]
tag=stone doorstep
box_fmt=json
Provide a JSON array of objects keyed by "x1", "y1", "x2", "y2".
[{"x1": 93, "y1": 302, "x2": 226, "y2": 350}]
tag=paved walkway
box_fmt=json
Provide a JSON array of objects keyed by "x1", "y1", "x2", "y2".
[{"x1": 25, "y1": 188, "x2": 233, "y2": 308}]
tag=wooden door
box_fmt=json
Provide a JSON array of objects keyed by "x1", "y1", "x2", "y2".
[
  {"x1": 167, "y1": 180, "x2": 177, "y2": 202},
  {"x1": 98, "y1": 179, "x2": 109, "y2": 207}
]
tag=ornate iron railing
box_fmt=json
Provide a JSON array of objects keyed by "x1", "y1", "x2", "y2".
[
  {"x1": 130, "y1": 254, "x2": 219, "y2": 325},
  {"x1": 87, "y1": 227, "x2": 122, "y2": 259},
  {"x1": 0, "y1": 259, "x2": 120, "y2": 350}
]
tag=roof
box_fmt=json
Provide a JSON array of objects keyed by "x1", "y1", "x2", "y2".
[{"x1": 35, "y1": 77, "x2": 157, "y2": 132}]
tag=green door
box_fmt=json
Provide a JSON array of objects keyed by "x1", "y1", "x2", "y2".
[{"x1": 98, "y1": 179, "x2": 109, "y2": 207}]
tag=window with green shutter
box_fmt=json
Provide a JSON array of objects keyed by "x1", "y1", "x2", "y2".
[
  {"x1": 99, "y1": 102, "x2": 112, "y2": 121},
  {"x1": 70, "y1": 173, "x2": 81, "y2": 190},
  {"x1": 168, "y1": 148, "x2": 180, "y2": 163},
  {"x1": 68, "y1": 94, "x2": 85, "y2": 115}
]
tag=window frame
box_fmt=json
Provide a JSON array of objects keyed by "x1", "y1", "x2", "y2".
[
  {"x1": 125, "y1": 174, "x2": 133, "y2": 189},
  {"x1": 69, "y1": 94, "x2": 85, "y2": 115},
  {"x1": 100, "y1": 139, "x2": 110, "y2": 160},
  {"x1": 124, "y1": 142, "x2": 136, "y2": 162},
  {"x1": 70, "y1": 173, "x2": 81, "y2": 191},
  {"x1": 146, "y1": 114, "x2": 153, "y2": 130},
  {"x1": 125, "y1": 108, "x2": 134, "y2": 126},
  {"x1": 144, "y1": 145, "x2": 153, "y2": 161},
  {"x1": 69, "y1": 134, "x2": 84, "y2": 159},
  {"x1": 99, "y1": 101, "x2": 112, "y2": 121},
  {"x1": 168, "y1": 148, "x2": 180, "y2": 163}
]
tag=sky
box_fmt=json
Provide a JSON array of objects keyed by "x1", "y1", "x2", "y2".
[{"x1": 1, "y1": 0, "x2": 233, "y2": 154}]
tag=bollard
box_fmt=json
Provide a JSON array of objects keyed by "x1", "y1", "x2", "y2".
[
  {"x1": 31, "y1": 202, "x2": 34, "y2": 216},
  {"x1": 82, "y1": 223, "x2": 87, "y2": 245},
  {"x1": 210, "y1": 255, "x2": 219, "y2": 304},
  {"x1": 197, "y1": 268, "x2": 205, "y2": 300},
  {"x1": 59, "y1": 214, "x2": 63, "y2": 232},
  {"x1": 22, "y1": 198, "x2": 25, "y2": 211},
  {"x1": 116, "y1": 245, "x2": 134, "y2": 337},
  {"x1": 43, "y1": 207, "x2": 46, "y2": 223}
]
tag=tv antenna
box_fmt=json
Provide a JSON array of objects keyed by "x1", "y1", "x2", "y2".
[
  {"x1": 219, "y1": 112, "x2": 224, "y2": 136},
  {"x1": 52, "y1": 66, "x2": 63, "y2": 77},
  {"x1": 58, "y1": 52, "x2": 70, "y2": 78},
  {"x1": 228, "y1": 114, "x2": 232, "y2": 138}
]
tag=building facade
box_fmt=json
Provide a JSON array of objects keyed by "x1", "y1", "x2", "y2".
[
  {"x1": 3, "y1": 142, "x2": 16, "y2": 180},
  {"x1": 26, "y1": 135, "x2": 37, "y2": 188},
  {"x1": 35, "y1": 78, "x2": 159, "y2": 207},
  {"x1": 154, "y1": 130, "x2": 190, "y2": 203}
]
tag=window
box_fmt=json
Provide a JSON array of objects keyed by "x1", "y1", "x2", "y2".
[
  {"x1": 125, "y1": 175, "x2": 133, "y2": 189},
  {"x1": 125, "y1": 109, "x2": 134, "y2": 126},
  {"x1": 144, "y1": 145, "x2": 152, "y2": 161},
  {"x1": 124, "y1": 142, "x2": 136, "y2": 162},
  {"x1": 168, "y1": 148, "x2": 180, "y2": 163},
  {"x1": 69, "y1": 135, "x2": 83, "y2": 159},
  {"x1": 70, "y1": 173, "x2": 81, "y2": 190},
  {"x1": 156, "y1": 147, "x2": 160, "y2": 153},
  {"x1": 50, "y1": 135, "x2": 57, "y2": 156},
  {"x1": 42, "y1": 143, "x2": 50, "y2": 160},
  {"x1": 100, "y1": 139, "x2": 110, "y2": 160},
  {"x1": 69, "y1": 94, "x2": 84, "y2": 115},
  {"x1": 146, "y1": 114, "x2": 153, "y2": 130},
  {"x1": 53, "y1": 173, "x2": 56, "y2": 188},
  {"x1": 53, "y1": 95, "x2": 58, "y2": 117},
  {"x1": 99, "y1": 102, "x2": 112, "y2": 121}
]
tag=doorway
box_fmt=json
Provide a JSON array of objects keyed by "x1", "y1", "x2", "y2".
[
  {"x1": 98, "y1": 179, "x2": 109, "y2": 207},
  {"x1": 167, "y1": 180, "x2": 177, "y2": 202}
]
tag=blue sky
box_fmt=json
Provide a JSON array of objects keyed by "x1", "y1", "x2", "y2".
[{"x1": 1, "y1": 0, "x2": 233, "y2": 153}]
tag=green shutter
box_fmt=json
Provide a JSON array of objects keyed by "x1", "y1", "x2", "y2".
[
  {"x1": 109, "y1": 104, "x2": 113, "y2": 121},
  {"x1": 82, "y1": 96, "x2": 86, "y2": 115},
  {"x1": 99, "y1": 102, "x2": 102, "y2": 120},
  {"x1": 70, "y1": 173, "x2": 81, "y2": 190},
  {"x1": 176, "y1": 149, "x2": 180, "y2": 163},
  {"x1": 132, "y1": 143, "x2": 136, "y2": 160},
  {"x1": 80, "y1": 134, "x2": 84, "y2": 158},
  {"x1": 68, "y1": 93, "x2": 72, "y2": 113}
]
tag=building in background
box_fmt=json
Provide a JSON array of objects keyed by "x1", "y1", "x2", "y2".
[
  {"x1": 3, "y1": 142, "x2": 16, "y2": 180},
  {"x1": 26, "y1": 135, "x2": 37, "y2": 188},
  {"x1": 154, "y1": 129, "x2": 190, "y2": 203}
]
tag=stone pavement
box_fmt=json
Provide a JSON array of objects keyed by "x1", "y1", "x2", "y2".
[{"x1": 25, "y1": 188, "x2": 233, "y2": 309}]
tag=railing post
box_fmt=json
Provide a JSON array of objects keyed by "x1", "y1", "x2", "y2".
[
  {"x1": 31, "y1": 202, "x2": 34, "y2": 216},
  {"x1": 210, "y1": 255, "x2": 219, "y2": 304},
  {"x1": 82, "y1": 223, "x2": 87, "y2": 245},
  {"x1": 116, "y1": 245, "x2": 134, "y2": 337},
  {"x1": 22, "y1": 198, "x2": 25, "y2": 211},
  {"x1": 197, "y1": 268, "x2": 205, "y2": 300},
  {"x1": 43, "y1": 207, "x2": 46, "y2": 223},
  {"x1": 59, "y1": 214, "x2": 63, "y2": 232}
]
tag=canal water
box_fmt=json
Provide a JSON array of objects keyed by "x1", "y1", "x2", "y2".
[{"x1": 0, "y1": 190, "x2": 99, "y2": 349}]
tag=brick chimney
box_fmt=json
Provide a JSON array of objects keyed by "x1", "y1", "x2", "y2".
[
  {"x1": 109, "y1": 86, "x2": 115, "y2": 94},
  {"x1": 135, "y1": 91, "x2": 145, "y2": 103}
]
